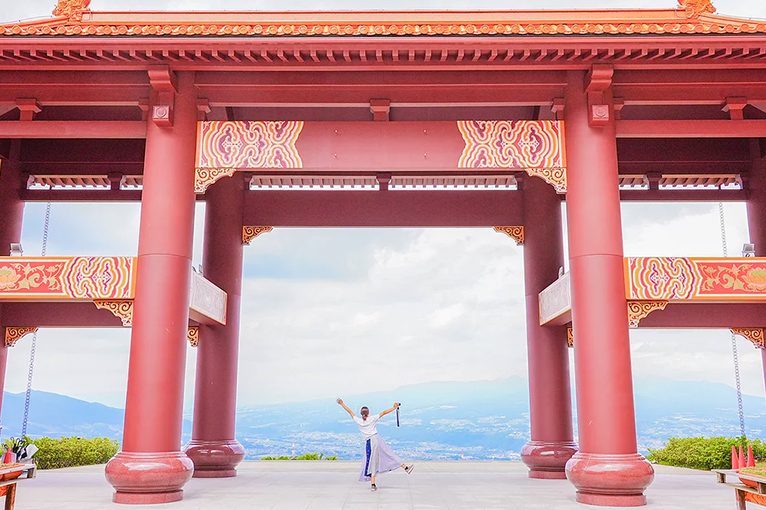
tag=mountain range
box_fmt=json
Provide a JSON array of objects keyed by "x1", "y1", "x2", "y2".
[{"x1": 0, "y1": 378, "x2": 763, "y2": 461}]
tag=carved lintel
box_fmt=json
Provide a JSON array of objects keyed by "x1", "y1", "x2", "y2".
[
  {"x1": 94, "y1": 299, "x2": 134, "y2": 327},
  {"x1": 5, "y1": 327, "x2": 38, "y2": 347},
  {"x1": 243, "y1": 226, "x2": 274, "y2": 246},
  {"x1": 195, "y1": 168, "x2": 236, "y2": 194},
  {"x1": 678, "y1": 0, "x2": 716, "y2": 18},
  {"x1": 188, "y1": 327, "x2": 199, "y2": 348},
  {"x1": 567, "y1": 327, "x2": 573, "y2": 348},
  {"x1": 627, "y1": 300, "x2": 668, "y2": 328},
  {"x1": 524, "y1": 168, "x2": 567, "y2": 193},
  {"x1": 493, "y1": 226, "x2": 525, "y2": 246},
  {"x1": 731, "y1": 328, "x2": 765, "y2": 349}
]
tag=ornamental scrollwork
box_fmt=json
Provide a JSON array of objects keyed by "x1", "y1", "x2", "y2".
[
  {"x1": 243, "y1": 226, "x2": 274, "y2": 246},
  {"x1": 52, "y1": 0, "x2": 91, "y2": 21},
  {"x1": 627, "y1": 300, "x2": 668, "y2": 328},
  {"x1": 195, "y1": 168, "x2": 236, "y2": 194},
  {"x1": 4, "y1": 327, "x2": 38, "y2": 347},
  {"x1": 678, "y1": 0, "x2": 716, "y2": 18},
  {"x1": 188, "y1": 327, "x2": 199, "y2": 347},
  {"x1": 566, "y1": 327, "x2": 573, "y2": 348},
  {"x1": 493, "y1": 226, "x2": 524, "y2": 246},
  {"x1": 94, "y1": 300, "x2": 134, "y2": 326},
  {"x1": 731, "y1": 328, "x2": 766, "y2": 350}
]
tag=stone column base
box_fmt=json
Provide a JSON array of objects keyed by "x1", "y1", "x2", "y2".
[
  {"x1": 184, "y1": 439, "x2": 245, "y2": 478},
  {"x1": 105, "y1": 451, "x2": 194, "y2": 504},
  {"x1": 521, "y1": 440, "x2": 578, "y2": 479},
  {"x1": 566, "y1": 452, "x2": 655, "y2": 507}
]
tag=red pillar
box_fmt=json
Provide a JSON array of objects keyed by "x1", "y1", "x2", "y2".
[
  {"x1": 0, "y1": 141, "x2": 25, "y2": 437},
  {"x1": 746, "y1": 143, "x2": 766, "y2": 398},
  {"x1": 105, "y1": 73, "x2": 198, "y2": 504},
  {"x1": 184, "y1": 175, "x2": 246, "y2": 477},
  {"x1": 563, "y1": 71, "x2": 654, "y2": 506},
  {"x1": 520, "y1": 176, "x2": 577, "y2": 478}
]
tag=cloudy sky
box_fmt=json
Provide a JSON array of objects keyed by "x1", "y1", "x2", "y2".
[{"x1": 1, "y1": 0, "x2": 766, "y2": 438}]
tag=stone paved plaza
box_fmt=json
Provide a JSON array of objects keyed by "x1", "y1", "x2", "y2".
[{"x1": 10, "y1": 461, "x2": 747, "y2": 510}]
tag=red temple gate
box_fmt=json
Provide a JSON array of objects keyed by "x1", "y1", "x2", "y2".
[{"x1": 1, "y1": 0, "x2": 766, "y2": 506}]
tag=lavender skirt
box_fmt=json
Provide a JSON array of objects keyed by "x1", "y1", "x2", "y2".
[{"x1": 358, "y1": 434, "x2": 404, "y2": 482}]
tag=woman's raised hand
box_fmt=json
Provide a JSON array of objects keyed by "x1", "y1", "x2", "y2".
[
  {"x1": 336, "y1": 398, "x2": 344, "y2": 405},
  {"x1": 393, "y1": 402, "x2": 399, "y2": 409}
]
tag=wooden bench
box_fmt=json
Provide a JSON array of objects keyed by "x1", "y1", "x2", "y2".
[
  {"x1": 714, "y1": 469, "x2": 766, "y2": 509},
  {"x1": 0, "y1": 465, "x2": 36, "y2": 510}
]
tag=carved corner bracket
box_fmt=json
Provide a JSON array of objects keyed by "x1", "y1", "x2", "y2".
[
  {"x1": 493, "y1": 226, "x2": 524, "y2": 246},
  {"x1": 627, "y1": 300, "x2": 668, "y2": 328},
  {"x1": 731, "y1": 328, "x2": 765, "y2": 349},
  {"x1": 148, "y1": 66, "x2": 178, "y2": 127},
  {"x1": 188, "y1": 326, "x2": 199, "y2": 347},
  {"x1": 195, "y1": 168, "x2": 236, "y2": 194},
  {"x1": 566, "y1": 327, "x2": 574, "y2": 348},
  {"x1": 5, "y1": 327, "x2": 38, "y2": 347},
  {"x1": 524, "y1": 168, "x2": 567, "y2": 194},
  {"x1": 94, "y1": 300, "x2": 134, "y2": 326},
  {"x1": 243, "y1": 226, "x2": 274, "y2": 246},
  {"x1": 584, "y1": 64, "x2": 614, "y2": 128}
]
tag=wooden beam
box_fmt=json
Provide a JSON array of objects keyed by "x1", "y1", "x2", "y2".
[
  {"x1": 0, "y1": 121, "x2": 146, "y2": 139},
  {"x1": 243, "y1": 190, "x2": 523, "y2": 227},
  {"x1": 616, "y1": 120, "x2": 766, "y2": 139}
]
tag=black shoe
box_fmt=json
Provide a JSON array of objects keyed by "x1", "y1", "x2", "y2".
[{"x1": 370, "y1": 483, "x2": 377, "y2": 492}]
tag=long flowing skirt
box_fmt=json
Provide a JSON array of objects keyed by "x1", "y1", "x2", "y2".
[{"x1": 358, "y1": 434, "x2": 403, "y2": 482}]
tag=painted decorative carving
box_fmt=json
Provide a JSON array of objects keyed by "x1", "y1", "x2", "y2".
[
  {"x1": 566, "y1": 327, "x2": 573, "y2": 348},
  {"x1": 52, "y1": 0, "x2": 90, "y2": 21},
  {"x1": 457, "y1": 121, "x2": 567, "y2": 193},
  {"x1": 625, "y1": 257, "x2": 766, "y2": 301},
  {"x1": 4, "y1": 327, "x2": 38, "y2": 347},
  {"x1": 731, "y1": 328, "x2": 765, "y2": 349},
  {"x1": 493, "y1": 226, "x2": 524, "y2": 246},
  {"x1": 194, "y1": 168, "x2": 236, "y2": 194},
  {"x1": 188, "y1": 327, "x2": 199, "y2": 348},
  {"x1": 190, "y1": 271, "x2": 227, "y2": 325},
  {"x1": 0, "y1": 257, "x2": 136, "y2": 300},
  {"x1": 678, "y1": 0, "x2": 716, "y2": 18},
  {"x1": 94, "y1": 299, "x2": 134, "y2": 326},
  {"x1": 626, "y1": 300, "x2": 668, "y2": 328},
  {"x1": 242, "y1": 226, "x2": 274, "y2": 246},
  {"x1": 195, "y1": 121, "x2": 304, "y2": 193}
]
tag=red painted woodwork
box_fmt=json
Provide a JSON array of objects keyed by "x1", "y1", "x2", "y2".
[
  {"x1": 615, "y1": 120, "x2": 766, "y2": 139},
  {"x1": 520, "y1": 176, "x2": 576, "y2": 479},
  {"x1": 0, "y1": 121, "x2": 146, "y2": 139},
  {"x1": 0, "y1": 143, "x2": 24, "y2": 436},
  {"x1": 243, "y1": 190, "x2": 523, "y2": 227},
  {"x1": 184, "y1": 176, "x2": 246, "y2": 478},
  {"x1": 0, "y1": 302, "x2": 124, "y2": 327},
  {"x1": 104, "y1": 72, "x2": 198, "y2": 504},
  {"x1": 563, "y1": 71, "x2": 653, "y2": 506},
  {"x1": 746, "y1": 149, "x2": 766, "y2": 401},
  {"x1": 636, "y1": 303, "x2": 766, "y2": 329}
]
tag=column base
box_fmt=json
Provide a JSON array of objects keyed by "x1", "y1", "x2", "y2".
[
  {"x1": 521, "y1": 440, "x2": 578, "y2": 479},
  {"x1": 184, "y1": 439, "x2": 245, "y2": 478},
  {"x1": 565, "y1": 452, "x2": 654, "y2": 507},
  {"x1": 105, "y1": 451, "x2": 194, "y2": 505}
]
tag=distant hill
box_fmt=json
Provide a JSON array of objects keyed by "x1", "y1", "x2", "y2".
[{"x1": 0, "y1": 379, "x2": 763, "y2": 461}]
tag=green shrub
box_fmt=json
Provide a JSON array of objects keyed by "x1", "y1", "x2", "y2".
[
  {"x1": 2, "y1": 436, "x2": 119, "y2": 470},
  {"x1": 262, "y1": 452, "x2": 337, "y2": 461},
  {"x1": 647, "y1": 436, "x2": 766, "y2": 470}
]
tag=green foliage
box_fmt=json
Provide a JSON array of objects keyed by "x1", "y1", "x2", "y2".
[
  {"x1": 261, "y1": 452, "x2": 337, "y2": 461},
  {"x1": 2, "y1": 436, "x2": 119, "y2": 470},
  {"x1": 647, "y1": 436, "x2": 766, "y2": 470}
]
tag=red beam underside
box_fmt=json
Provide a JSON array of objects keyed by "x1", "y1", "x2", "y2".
[
  {"x1": 1, "y1": 302, "x2": 124, "y2": 327},
  {"x1": 637, "y1": 303, "x2": 766, "y2": 329}
]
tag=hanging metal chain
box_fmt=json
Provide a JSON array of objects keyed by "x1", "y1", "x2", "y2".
[
  {"x1": 21, "y1": 202, "x2": 51, "y2": 437},
  {"x1": 718, "y1": 202, "x2": 747, "y2": 438}
]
